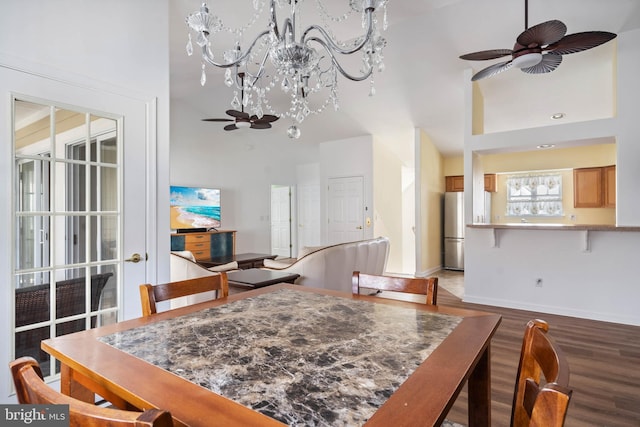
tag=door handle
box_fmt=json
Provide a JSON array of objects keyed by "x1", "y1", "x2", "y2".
[
  {"x1": 356, "y1": 226, "x2": 363, "y2": 230},
  {"x1": 125, "y1": 253, "x2": 146, "y2": 263}
]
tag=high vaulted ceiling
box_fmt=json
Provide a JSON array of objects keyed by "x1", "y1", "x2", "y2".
[{"x1": 169, "y1": 0, "x2": 640, "y2": 157}]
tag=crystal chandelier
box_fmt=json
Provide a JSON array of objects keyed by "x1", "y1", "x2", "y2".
[{"x1": 185, "y1": 0, "x2": 388, "y2": 138}]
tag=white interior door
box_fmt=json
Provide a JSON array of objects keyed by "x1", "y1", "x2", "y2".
[
  {"x1": 270, "y1": 185, "x2": 292, "y2": 257},
  {"x1": 5, "y1": 68, "x2": 151, "y2": 379},
  {"x1": 328, "y1": 176, "x2": 364, "y2": 244}
]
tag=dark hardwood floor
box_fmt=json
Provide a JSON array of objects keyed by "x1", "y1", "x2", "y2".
[{"x1": 437, "y1": 278, "x2": 640, "y2": 427}]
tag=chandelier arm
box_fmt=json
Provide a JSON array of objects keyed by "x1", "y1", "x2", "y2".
[
  {"x1": 301, "y1": 10, "x2": 374, "y2": 55},
  {"x1": 308, "y1": 37, "x2": 373, "y2": 81},
  {"x1": 201, "y1": 30, "x2": 272, "y2": 68},
  {"x1": 281, "y1": 18, "x2": 295, "y2": 44},
  {"x1": 270, "y1": 0, "x2": 281, "y2": 39},
  {"x1": 245, "y1": 49, "x2": 272, "y2": 87}
]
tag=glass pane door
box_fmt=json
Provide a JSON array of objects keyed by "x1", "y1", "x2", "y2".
[{"x1": 13, "y1": 99, "x2": 120, "y2": 378}]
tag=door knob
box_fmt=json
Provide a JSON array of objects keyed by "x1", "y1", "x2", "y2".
[
  {"x1": 356, "y1": 226, "x2": 363, "y2": 230},
  {"x1": 125, "y1": 253, "x2": 146, "y2": 263}
]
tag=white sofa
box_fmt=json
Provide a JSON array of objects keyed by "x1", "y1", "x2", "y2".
[
  {"x1": 168, "y1": 251, "x2": 237, "y2": 309},
  {"x1": 261, "y1": 237, "x2": 390, "y2": 293}
]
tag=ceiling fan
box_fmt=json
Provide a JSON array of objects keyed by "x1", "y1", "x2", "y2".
[
  {"x1": 202, "y1": 109, "x2": 279, "y2": 131},
  {"x1": 202, "y1": 73, "x2": 279, "y2": 131},
  {"x1": 459, "y1": 0, "x2": 617, "y2": 81}
]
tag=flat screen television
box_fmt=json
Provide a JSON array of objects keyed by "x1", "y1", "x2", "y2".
[{"x1": 170, "y1": 186, "x2": 221, "y2": 230}]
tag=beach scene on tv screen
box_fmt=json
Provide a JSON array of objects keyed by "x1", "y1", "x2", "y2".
[{"x1": 170, "y1": 186, "x2": 221, "y2": 229}]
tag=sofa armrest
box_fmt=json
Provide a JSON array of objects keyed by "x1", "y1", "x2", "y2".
[
  {"x1": 263, "y1": 258, "x2": 296, "y2": 269},
  {"x1": 207, "y1": 261, "x2": 238, "y2": 272}
]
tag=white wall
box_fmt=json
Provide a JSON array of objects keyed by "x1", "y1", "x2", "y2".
[
  {"x1": 466, "y1": 227, "x2": 640, "y2": 325},
  {"x1": 319, "y1": 136, "x2": 375, "y2": 243},
  {"x1": 0, "y1": 0, "x2": 170, "y2": 403},
  {"x1": 463, "y1": 29, "x2": 640, "y2": 325},
  {"x1": 170, "y1": 99, "x2": 319, "y2": 253}
]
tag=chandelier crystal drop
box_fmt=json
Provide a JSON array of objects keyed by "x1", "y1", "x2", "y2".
[{"x1": 185, "y1": 0, "x2": 389, "y2": 138}]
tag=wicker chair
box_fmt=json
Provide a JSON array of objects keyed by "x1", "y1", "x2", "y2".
[{"x1": 14, "y1": 272, "x2": 113, "y2": 362}]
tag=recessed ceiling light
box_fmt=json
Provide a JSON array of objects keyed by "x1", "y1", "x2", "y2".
[
  {"x1": 536, "y1": 144, "x2": 555, "y2": 149},
  {"x1": 551, "y1": 113, "x2": 565, "y2": 120}
]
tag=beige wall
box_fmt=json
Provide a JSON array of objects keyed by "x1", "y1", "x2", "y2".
[
  {"x1": 419, "y1": 130, "x2": 444, "y2": 274},
  {"x1": 373, "y1": 131, "x2": 415, "y2": 274},
  {"x1": 443, "y1": 143, "x2": 616, "y2": 224},
  {"x1": 443, "y1": 156, "x2": 463, "y2": 176}
]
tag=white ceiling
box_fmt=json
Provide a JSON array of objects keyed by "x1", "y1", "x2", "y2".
[{"x1": 169, "y1": 0, "x2": 640, "y2": 157}]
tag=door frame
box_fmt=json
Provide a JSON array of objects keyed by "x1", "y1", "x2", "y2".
[{"x1": 1, "y1": 61, "x2": 161, "y2": 393}]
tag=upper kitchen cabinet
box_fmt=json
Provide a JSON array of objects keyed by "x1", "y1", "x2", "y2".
[
  {"x1": 574, "y1": 165, "x2": 616, "y2": 208},
  {"x1": 484, "y1": 174, "x2": 497, "y2": 192},
  {"x1": 445, "y1": 174, "x2": 497, "y2": 192},
  {"x1": 603, "y1": 165, "x2": 616, "y2": 208},
  {"x1": 445, "y1": 175, "x2": 465, "y2": 192}
]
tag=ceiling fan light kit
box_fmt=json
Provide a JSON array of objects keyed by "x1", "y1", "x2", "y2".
[
  {"x1": 186, "y1": 0, "x2": 389, "y2": 138},
  {"x1": 459, "y1": 0, "x2": 617, "y2": 81}
]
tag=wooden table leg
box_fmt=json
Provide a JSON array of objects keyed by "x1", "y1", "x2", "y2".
[
  {"x1": 60, "y1": 364, "x2": 94, "y2": 403},
  {"x1": 467, "y1": 345, "x2": 492, "y2": 427},
  {"x1": 60, "y1": 364, "x2": 135, "y2": 409}
]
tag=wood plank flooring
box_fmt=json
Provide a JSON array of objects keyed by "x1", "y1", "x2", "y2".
[{"x1": 436, "y1": 271, "x2": 640, "y2": 427}]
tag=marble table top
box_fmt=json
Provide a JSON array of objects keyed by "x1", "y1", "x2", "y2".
[{"x1": 100, "y1": 289, "x2": 462, "y2": 426}]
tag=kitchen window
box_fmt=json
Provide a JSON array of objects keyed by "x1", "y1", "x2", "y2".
[{"x1": 506, "y1": 173, "x2": 563, "y2": 217}]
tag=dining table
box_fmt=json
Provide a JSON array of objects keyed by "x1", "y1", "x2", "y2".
[{"x1": 42, "y1": 283, "x2": 501, "y2": 427}]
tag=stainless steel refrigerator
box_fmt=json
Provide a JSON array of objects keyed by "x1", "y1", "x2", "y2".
[{"x1": 444, "y1": 192, "x2": 465, "y2": 270}]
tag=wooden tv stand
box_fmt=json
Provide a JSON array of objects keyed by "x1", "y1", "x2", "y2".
[{"x1": 170, "y1": 230, "x2": 236, "y2": 261}]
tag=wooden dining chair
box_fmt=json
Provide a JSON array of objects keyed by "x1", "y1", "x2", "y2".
[
  {"x1": 511, "y1": 319, "x2": 572, "y2": 427},
  {"x1": 9, "y1": 356, "x2": 173, "y2": 427},
  {"x1": 444, "y1": 319, "x2": 572, "y2": 427},
  {"x1": 139, "y1": 274, "x2": 229, "y2": 317},
  {"x1": 351, "y1": 271, "x2": 438, "y2": 305}
]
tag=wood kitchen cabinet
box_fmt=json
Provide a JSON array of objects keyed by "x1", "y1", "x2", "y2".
[
  {"x1": 445, "y1": 174, "x2": 497, "y2": 192},
  {"x1": 603, "y1": 165, "x2": 616, "y2": 207},
  {"x1": 445, "y1": 175, "x2": 465, "y2": 192},
  {"x1": 484, "y1": 174, "x2": 497, "y2": 192},
  {"x1": 573, "y1": 165, "x2": 615, "y2": 208}
]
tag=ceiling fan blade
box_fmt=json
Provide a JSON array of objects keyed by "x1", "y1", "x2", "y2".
[
  {"x1": 250, "y1": 122, "x2": 272, "y2": 130},
  {"x1": 226, "y1": 109, "x2": 250, "y2": 119},
  {"x1": 223, "y1": 124, "x2": 238, "y2": 131},
  {"x1": 546, "y1": 31, "x2": 617, "y2": 55},
  {"x1": 517, "y1": 20, "x2": 567, "y2": 47},
  {"x1": 521, "y1": 52, "x2": 562, "y2": 74},
  {"x1": 471, "y1": 60, "x2": 514, "y2": 81},
  {"x1": 249, "y1": 114, "x2": 279, "y2": 123},
  {"x1": 459, "y1": 49, "x2": 513, "y2": 61},
  {"x1": 202, "y1": 118, "x2": 233, "y2": 122},
  {"x1": 250, "y1": 115, "x2": 279, "y2": 125}
]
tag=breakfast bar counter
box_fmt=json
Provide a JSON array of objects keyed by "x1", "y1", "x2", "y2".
[{"x1": 468, "y1": 223, "x2": 640, "y2": 232}]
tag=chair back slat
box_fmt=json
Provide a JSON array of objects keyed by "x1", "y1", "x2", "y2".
[
  {"x1": 352, "y1": 272, "x2": 438, "y2": 305},
  {"x1": 139, "y1": 274, "x2": 228, "y2": 317}
]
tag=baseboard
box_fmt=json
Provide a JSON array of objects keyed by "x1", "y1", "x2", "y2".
[
  {"x1": 415, "y1": 265, "x2": 442, "y2": 277},
  {"x1": 463, "y1": 294, "x2": 640, "y2": 326}
]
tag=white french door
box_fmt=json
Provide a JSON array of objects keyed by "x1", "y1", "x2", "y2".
[{"x1": 5, "y1": 67, "x2": 152, "y2": 379}]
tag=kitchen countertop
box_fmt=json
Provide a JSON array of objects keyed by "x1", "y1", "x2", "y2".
[{"x1": 468, "y1": 223, "x2": 640, "y2": 232}]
